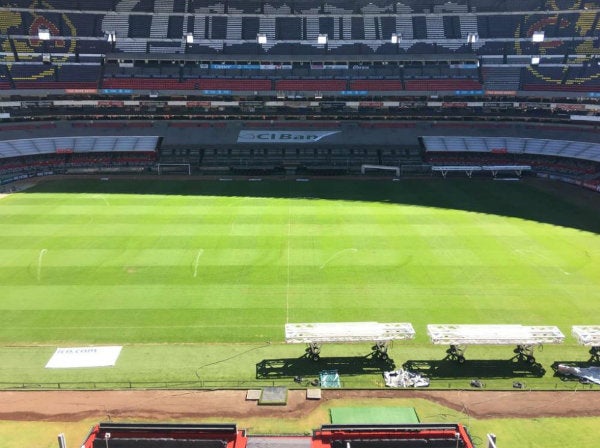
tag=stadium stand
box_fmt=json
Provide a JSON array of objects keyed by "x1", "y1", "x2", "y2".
[
  {"x1": 0, "y1": 135, "x2": 157, "y2": 181},
  {"x1": 422, "y1": 136, "x2": 600, "y2": 163},
  {"x1": 0, "y1": 0, "x2": 599, "y2": 192},
  {"x1": 84, "y1": 423, "x2": 241, "y2": 448},
  {"x1": 18, "y1": 20, "x2": 600, "y2": 224},
  {"x1": 0, "y1": 0, "x2": 598, "y2": 96},
  {"x1": 423, "y1": 134, "x2": 600, "y2": 186},
  {"x1": 80, "y1": 422, "x2": 475, "y2": 448}
]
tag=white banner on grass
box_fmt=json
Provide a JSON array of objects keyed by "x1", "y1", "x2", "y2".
[{"x1": 45, "y1": 346, "x2": 122, "y2": 368}]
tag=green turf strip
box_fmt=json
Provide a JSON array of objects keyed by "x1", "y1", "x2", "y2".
[{"x1": 330, "y1": 407, "x2": 420, "y2": 424}]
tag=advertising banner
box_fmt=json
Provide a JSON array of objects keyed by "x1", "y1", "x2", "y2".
[
  {"x1": 65, "y1": 89, "x2": 97, "y2": 94},
  {"x1": 46, "y1": 346, "x2": 123, "y2": 368},
  {"x1": 237, "y1": 130, "x2": 339, "y2": 143}
]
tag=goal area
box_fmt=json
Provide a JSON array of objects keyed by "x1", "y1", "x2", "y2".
[
  {"x1": 361, "y1": 164, "x2": 400, "y2": 177},
  {"x1": 157, "y1": 163, "x2": 191, "y2": 175}
]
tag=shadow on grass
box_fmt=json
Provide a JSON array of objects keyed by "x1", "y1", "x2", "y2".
[
  {"x1": 256, "y1": 354, "x2": 395, "y2": 379},
  {"x1": 403, "y1": 357, "x2": 546, "y2": 379},
  {"x1": 23, "y1": 177, "x2": 600, "y2": 234}
]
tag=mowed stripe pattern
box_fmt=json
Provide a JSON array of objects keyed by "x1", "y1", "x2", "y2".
[{"x1": 0, "y1": 179, "x2": 599, "y2": 344}]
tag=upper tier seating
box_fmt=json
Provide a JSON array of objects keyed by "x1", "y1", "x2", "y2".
[
  {"x1": 0, "y1": 5, "x2": 597, "y2": 65},
  {"x1": 57, "y1": 65, "x2": 101, "y2": 82},
  {"x1": 0, "y1": 65, "x2": 12, "y2": 90},
  {"x1": 102, "y1": 77, "x2": 272, "y2": 90},
  {"x1": 404, "y1": 78, "x2": 482, "y2": 91},
  {"x1": 275, "y1": 79, "x2": 348, "y2": 91},
  {"x1": 564, "y1": 64, "x2": 600, "y2": 89},
  {"x1": 1, "y1": 1, "x2": 598, "y2": 97},
  {"x1": 349, "y1": 79, "x2": 403, "y2": 91},
  {"x1": 482, "y1": 66, "x2": 523, "y2": 91},
  {"x1": 276, "y1": 17, "x2": 302, "y2": 40},
  {"x1": 521, "y1": 65, "x2": 577, "y2": 91}
]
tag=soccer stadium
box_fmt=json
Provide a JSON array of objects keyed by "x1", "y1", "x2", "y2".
[{"x1": 0, "y1": 0, "x2": 600, "y2": 447}]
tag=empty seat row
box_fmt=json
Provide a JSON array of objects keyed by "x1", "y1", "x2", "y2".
[
  {"x1": 404, "y1": 78, "x2": 482, "y2": 91},
  {"x1": 102, "y1": 77, "x2": 271, "y2": 90}
]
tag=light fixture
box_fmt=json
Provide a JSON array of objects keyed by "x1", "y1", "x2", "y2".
[
  {"x1": 531, "y1": 56, "x2": 540, "y2": 65},
  {"x1": 257, "y1": 33, "x2": 267, "y2": 44},
  {"x1": 467, "y1": 32, "x2": 479, "y2": 43},
  {"x1": 532, "y1": 31, "x2": 544, "y2": 42},
  {"x1": 390, "y1": 33, "x2": 401, "y2": 44},
  {"x1": 38, "y1": 28, "x2": 50, "y2": 40},
  {"x1": 185, "y1": 33, "x2": 194, "y2": 44},
  {"x1": 317, "y1": 34, "x2": 328, "y2": 44},
  {"x1": 106, "y1": 31, "x2": 116, "y2": 43}
]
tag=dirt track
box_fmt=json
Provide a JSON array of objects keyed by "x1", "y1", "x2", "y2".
[{"x1": 2, "y1": 389, "x2": 600, "y2": 422}]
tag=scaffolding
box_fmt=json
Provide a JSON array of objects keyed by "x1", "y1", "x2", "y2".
[
  {"x1": 285, "y1": 322, "x2": 415, "y2": 361},
  {"x1": 427, "y1": 324, "x2": 565, "y2": 363},
  {"x1": 572, "y1": 326, "x2": 600, "y2": 362}
]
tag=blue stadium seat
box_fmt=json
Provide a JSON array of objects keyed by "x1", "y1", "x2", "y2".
[{"x1": 128, "y1": 15, "x2": 152, "y2": 38}]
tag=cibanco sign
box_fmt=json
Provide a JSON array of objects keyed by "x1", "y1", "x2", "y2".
[{"x1": 237, "y1": 130, "x2": 339, "y2": 143}]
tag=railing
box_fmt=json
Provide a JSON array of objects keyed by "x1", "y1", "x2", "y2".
[
  {"x1": 0, "y1": 378, "x2": 386, "y2": 390},
  {"x1": 0, "y1": 378, "x2": 597, "y2": 391}
]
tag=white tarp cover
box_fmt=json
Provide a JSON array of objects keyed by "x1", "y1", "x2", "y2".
[
  {"x1": 557, "y1": 364, "x2": 600, "y2": 385},
  {"x1": 45, "y1": 346, "x2": 122, "y2": 368},
  {"x1": 384, "y1": 369, "x2": 430, "y2": 388}
]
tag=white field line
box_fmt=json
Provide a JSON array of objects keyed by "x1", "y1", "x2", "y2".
[
  {"x1": 37, "y1": 248, "x2": 47, "y2": 281},
  {"x1": 514, "y1": 248, "x2": 571, "y2": 275},
  {"x1": 19, "y1": 324, "x2": 282, "y2": 329},
  {"x1": 193, "y1": 249, "x2": 204, "y2": 278},
  {"x1": 320, "y1": 248, "x2": 359, "y2": 269},
  {"x1": 93, "y1": 194, "x2": 110, "y2": 206}
]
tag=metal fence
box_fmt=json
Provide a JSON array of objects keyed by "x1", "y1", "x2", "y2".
[{"x1": 0, "y1": 377, "x2": 388, "y2": 391}]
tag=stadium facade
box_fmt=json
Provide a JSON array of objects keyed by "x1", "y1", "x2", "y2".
[{"x1": 0, "y1": 0, "x2": 598, "y2": 189}]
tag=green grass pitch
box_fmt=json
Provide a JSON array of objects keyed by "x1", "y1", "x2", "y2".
[
  {"x1": 2, "y1": 177, "x2": 600, "y2": 448},
  {"x1": 0, "y1": 177, "x2": 599, "y2": 388}
]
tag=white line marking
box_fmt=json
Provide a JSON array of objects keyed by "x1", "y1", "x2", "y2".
[
  {"x1": 320, "y1": 248, "x2": 359, "y2": 270},
  {"x1": 193, "y1": 249, "x2": 204, "y2": 278},
  {"x1": 15, "y1": 324, "x2": 281, "y2": 330},
  {"x1": 93, "y1": 194, "x2": 110, "y2": 206},
  {"x1": 37, "y1": 249, "x2": 47, "y2": 281},
  {"x1": 514, "y1": 248, "x2": 570, "y2": 275}
]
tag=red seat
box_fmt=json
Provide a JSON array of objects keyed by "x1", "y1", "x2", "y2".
[
  {"x1": 275, "y1": 79, "x2": 347, "y2": 91},
  {"x1": 405, "y1": 79, "x2": 482, "y2": 91},
  {"x1": 13, "y1": 81, "x2": 97, "y2": 89},
  {"x1": 102, "y1": 78, "x2": 273, "y2": 91},
  {"x1": 198, "y1": 79, "x2": 272, "y2": 90},
  {"x1": 523, "y1": 84, "x2": 599, "y2": 92},
  {"x1": 350, "y1": 79, "x2": 403, "y2": 91}
]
